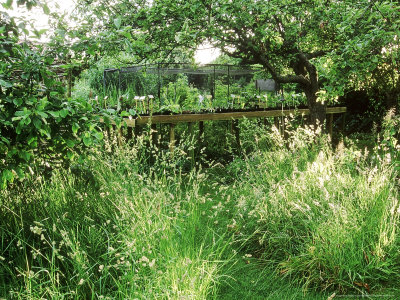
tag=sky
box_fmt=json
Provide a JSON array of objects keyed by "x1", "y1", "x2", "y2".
[{"x1": 7, "y1": 0, "x2": 220, "y2": 64}]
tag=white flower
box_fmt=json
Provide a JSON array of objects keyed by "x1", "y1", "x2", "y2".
[
  {"x1": 139, "y1": 256, "x2": 149, "y2": 263},
  {"x1": 149, "y1": 259, "x2": 155, "y2": 268},
  {"x1": 30, "y1": 225, "x2": 44, "y2": 235}
]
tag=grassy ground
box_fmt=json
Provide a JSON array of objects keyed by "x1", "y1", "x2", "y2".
[{"x1": 1, "y1": 120, "x2": 399, "y2": 299}]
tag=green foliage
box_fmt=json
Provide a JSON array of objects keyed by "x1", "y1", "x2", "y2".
[
  {"x1": 0, "y1": 6, "x2": 107, "y2": 188},
  {"x1": 319, "y1": 1, "x2": 400, "y2": 110}
]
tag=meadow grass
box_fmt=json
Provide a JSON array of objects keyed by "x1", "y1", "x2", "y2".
[{"x1": 1, "y1": 117, "x2": 399, "y2": 299}]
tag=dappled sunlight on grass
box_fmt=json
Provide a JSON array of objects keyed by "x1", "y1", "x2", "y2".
[{"x1": 1, "y1": 119, "x2": 399, "y2": 298}]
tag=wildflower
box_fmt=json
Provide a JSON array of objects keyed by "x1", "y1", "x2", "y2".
[
  {"x1": 30, "y1": 225, "x2": 44, "y2": 235},
  {"x1": 98, "y1": 265, "x2": 104, "y2": 272},
  {"x1": 78, "y1": 278, "x2": 84, "y2": 285},
  {"x1": 139, "y1": 256, "x2": 149, "y2": 263},
  {"x1": 149, "y1": 259, "x2": 155, "y2": 268}
]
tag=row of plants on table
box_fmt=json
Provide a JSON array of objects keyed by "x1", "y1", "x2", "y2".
[{"x1": 94, "y1": 74, "x2": 307, "y2": 115}]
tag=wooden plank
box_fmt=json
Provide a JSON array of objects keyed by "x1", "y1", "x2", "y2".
[
  {"x1": 169, "y1": 123, "x2": 175, "y2": 152},
  {"x1": 99, "y1": 107, "x2": 346, "y2": 127},
  {"x1": 134, "y1": 107, "x2": 347, "y2": 126}
]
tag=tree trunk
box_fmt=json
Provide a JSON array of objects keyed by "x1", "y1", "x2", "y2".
[
  {"x1": 305, "y1": 89, "x2": 327, "y2": 129},
  {"x1": 384, "y1": 90, "x2": 399, "y2": 112}
]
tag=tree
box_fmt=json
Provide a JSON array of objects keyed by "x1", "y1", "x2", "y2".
[
  {"x1": 324, "y1": 0, "x2": 399, "y2": 112},
  {"x1": 0, "y1": 0, "x2": 105, "y2": 188},
  {"x1": 132, "y1": 0, "x2": 338, "y2": 126},
  {"x1": 103, "y1": 0, "x2": 398, "y2": 126}
]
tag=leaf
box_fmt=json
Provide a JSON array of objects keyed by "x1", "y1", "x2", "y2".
[
  {"x1": 121, "y1": 31, "x2": 132, "y2": 39},
  {"x1": 1, "y1": 137, "x2": 10, "y2": 145},
  {"x1": 14, "y1": 167, "x2": 25, "y2": 180},
  {"x1": 37, "y1": 111, "x2": 48, "y2": 118},
  {"x1": 18, "y1": 150, "x2": 31, "y2": 162},
  {"x1": 38, "y1": 29, "x2": 48, "y2": 35},
  {"x1": 83, "y1": 135, "x2": 92, "y2": 146},
  {"x1": 48, "y1": 111, "x2": 60, "y2": 118},
  {"x1": 42, "y1": 4, "x2": 50, "y2": 15},
  {"x1": 67, "y1": 151, "x2": 75, "y2": 160},
  {"x1": 66, "y1": 139, "x2": 76, "y2": 147},
  {"x1": 33, "y1": 118, "x2": 42, "y2": 129},
  {"x1": 3, "y1": 169, "x2": 14, "y2": 183},
  {"x1": 14, "y1": 109, "x2": 30, "y2": 117},
  {"x1": 16, "y1": 121, "x2": 24, "y2": 134},
  {"x1": 93, "y1": 131, "x2": 103, "y2": 140},
  {"x1": 40, "y1": 128, "x2": 51, "y2": 139},
  {"x1": 59, "y1": 109, "x2": 69, "y2": 118},
  {"x1": 4, "y1": 0, "x2": 13, "y2": 9},
  {"x1": 13, "y1": 98, "x2": 23, "y2": 106},
  {"x1": 114, "y1": 17, "x2": 122, "y2": 29},
  {"x1": 27, "y1": 135, "x2": 37, "y2": 146},
  {"x1": 175, "y1": 32, "x2": 182, "y2": 43},
  {"x1": 0, "y1": 79, "x2": 13, "y2": 88},
  {"x1": 72, "y1": 123, "x2": 80, "y2": 134},
  {"x1": 105, "y1": 109, "x2": 116, "y2": 114}
]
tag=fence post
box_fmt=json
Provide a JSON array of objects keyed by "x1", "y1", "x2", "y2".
[{"x1": 169, "y1": 123, "x2": 176, "y2": 153}]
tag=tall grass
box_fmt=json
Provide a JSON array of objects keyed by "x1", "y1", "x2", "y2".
[
  {"x1": 220, "y1": 121, "x2": 400, "y2": 295},
  {"x1": 1, "y1": 114, "x2": 399, "y2": 298},
  {"x1": 0, "y1": 134, "x2": 231, "y2": 299}
]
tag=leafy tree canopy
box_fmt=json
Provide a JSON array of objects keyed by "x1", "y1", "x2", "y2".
[
  {"x1": 0, "y1": 0, "x2": 107, "y2": 188},
  {"x1": 74, "y1": 0, "x2": 399, "y2": 124}
]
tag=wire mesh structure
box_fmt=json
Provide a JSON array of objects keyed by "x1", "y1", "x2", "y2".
[{"x1": 103, "y1": 63, "x2": 280, "y2": 113}]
